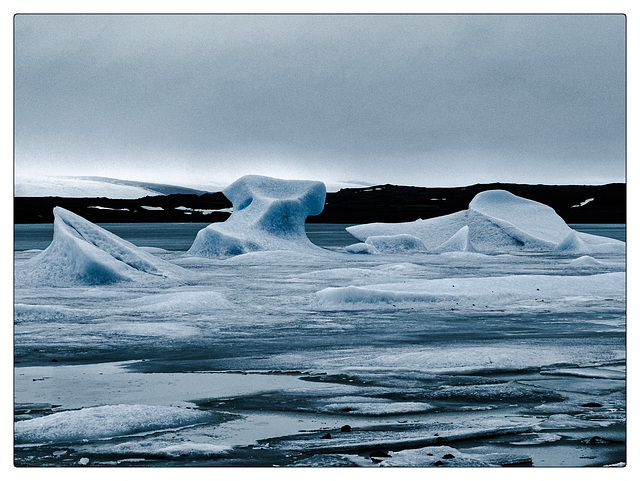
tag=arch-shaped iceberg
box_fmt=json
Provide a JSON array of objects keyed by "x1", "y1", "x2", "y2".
[{"x1": 187, "y1": 175, "x2": 326, "y2": 257}]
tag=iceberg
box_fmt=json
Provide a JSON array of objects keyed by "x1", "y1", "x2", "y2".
[
  {"x1": 187, "y1": 175, "x2": 326, "y2": 257},
  {"x1": 347, "y1": 189, "x2": 624, "y2": 254},
  {"x1": 15, "y1": 207, "x2": 188, "y2": 286}
]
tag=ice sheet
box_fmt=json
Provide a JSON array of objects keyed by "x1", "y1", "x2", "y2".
[{"x1": 14, "y1": 199, "x2": 626, "y2": 467}]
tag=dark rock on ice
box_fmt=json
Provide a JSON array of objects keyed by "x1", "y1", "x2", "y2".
[{"x1": 370, "y1": 450, "x2": 391, "y2": 458}]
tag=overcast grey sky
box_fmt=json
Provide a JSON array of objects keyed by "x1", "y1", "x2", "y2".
[{"x1": 14, "y1": 14, "x2": 626, "y2": 187}]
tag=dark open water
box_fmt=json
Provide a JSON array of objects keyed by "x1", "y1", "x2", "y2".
[{"x1": 12, "y1": 223, "x2": 626, "y2": 251}]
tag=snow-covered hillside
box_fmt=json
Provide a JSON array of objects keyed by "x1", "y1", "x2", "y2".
[
  {"x1": 14, "y1": 175, "x2": 370, "y2": 198},
  {"x1": 14, "y1": 175, "x2": 213, "y2": 198}
]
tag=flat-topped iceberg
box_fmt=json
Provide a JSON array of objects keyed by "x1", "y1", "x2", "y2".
[
  {"x1": 187, "y1": 175, "x2": 326, "y2": 257},
  {"x1": 346, "y1": 190, "x2": 624, "y2": 254},
  {"x1": 15, "y1": 207, "x2": 188, "y2": 286}
]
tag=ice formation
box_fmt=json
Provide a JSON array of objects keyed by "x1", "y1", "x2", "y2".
[
  {"x1": 14, "y1": 404, "x2": 212, "y2": 444},
  {"x1": 188, "y1": 175, "x2": 326, "y2": 257},
  {"x1": 15, "y1": 207, "x2": 188, "y2": 286},
  {"x1": 347, "y1": 189, "x2": 625, "y2": 254},
  {"x1": 434, "y1": 225, "x2": 476, "y2": 253},
  {"x1": 314, "y1": 272, "x2": 624, "y2": 311},
  {"x1": 379, "y1": 445, "x2": 533, "y2": 467},
  {"x1": 567, "y1": 255, "x2": 605, "y2": 268},
  {"x1": 344, "y1": 242, "x2": 377, "y2": 254},
  {"x1": 319, "y1": 398, "x2": 436, "y2": 415},
  {"x1": 125, "y1": 290, "x2": 232, "y2": 312},
  {"x1": 358, "y1": 234, "x2": 428, "y2": 254}
]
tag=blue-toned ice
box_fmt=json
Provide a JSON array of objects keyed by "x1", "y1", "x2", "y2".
[
  {"x1": 347, "y1": 190, "x2": 624, "y2": 254},
  {"x1": 13, "y1": 178, "x2": 626, "y2": 467}
]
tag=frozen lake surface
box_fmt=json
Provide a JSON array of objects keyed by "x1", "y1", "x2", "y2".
[
  {"x1": 14, "y1": 224, "x2": 626, "y2": 467},
  {"x1": 13, "y1": 222, "x2": 626, "y2": 251}
]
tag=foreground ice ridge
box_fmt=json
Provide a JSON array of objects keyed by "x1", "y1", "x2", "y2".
[
  {"x1": 346, "y1": 189, "x2": 625, "y2": 254},
  {"x1": 14, "y1": 404, "x2": 213, "y2": 444},
  {"x1": 314, "y1": 272, "x2": 624, "y2": 311},
  {"x1": 188, "y1": 175, "x2": 326, "y2": 257},
  {"x1": 16, "y1": 207, "x2": 188, "y2": 286}
]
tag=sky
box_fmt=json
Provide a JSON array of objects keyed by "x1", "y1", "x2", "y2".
[{"x1": 13, "y1": 13, "x2": 626, "y2": 188}]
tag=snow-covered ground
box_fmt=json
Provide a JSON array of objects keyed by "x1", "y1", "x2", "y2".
[
  {"x1": 14, "y1": 174, "x2": 370, "y2": 198},
  {"x1": 13, "y1": 177, "x2": 626, "y2": 467},
  {"x1": 15, "y1": 175, "x2": 178, "y2": 198}
]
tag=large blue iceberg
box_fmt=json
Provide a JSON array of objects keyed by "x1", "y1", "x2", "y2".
[
  {"x1": 347, "y1": 190, "x2": 624, "y2": 254},
  {"x1": 16, "y1": 207, "x2": 188, "y2": 286},
  {"x1": 187, "y1": 175, "x2": 326, "y2": 257}
]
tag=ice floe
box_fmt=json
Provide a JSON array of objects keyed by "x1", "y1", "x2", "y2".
[
  {"x1": 379, "y1": 445, "x2": 532, "y2": 467},
  {"x1": 124, "y1": 290, "x2": 232, "y2": 312},
  {"x1": 15, "y1": 207, "x2": 189, "y2": 286},
  {"x1": 509, "y1": 433, "x2": 563, "y2": 445},
  {"x1": 347, "y1": 189, "x2": 625, "y2": 254},
  {"x1": 318, "y1": 397, "x2": 436, "y2": 415},
  {"x1": 537, "y1": 414, "x2": 607, "y2": 429},
  {"x1": 267, "y1": 416, "x2": 538, "y2": 455},
  {"x1": 187, "y1": 175, "x2": 326, "y2": 257},
  {"x1": 84, "y1": 439, "x2": 233, "y2": 458},
  {"x1": 14, "y1": 404, "x2": 213, "y2": 444},
  {"x1": 314, "y1": 272, "x2": 624, "y2": 311}
]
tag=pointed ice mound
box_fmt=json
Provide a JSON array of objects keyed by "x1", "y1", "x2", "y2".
[
  {"x1": 434, "y1": 225, "x2": 476, "y2": 253},
  {"x1": 187, "y1": 175, "x2": 326, "y2": 257},
  {"x1": 347, "y1": 190, "x2": 624, "y2": 254},
  {"x1": 553, "y1": 230, "x2": 593, "y2": 254},
  {"x1": 16, "y1": 207, "x2": 187, "y2": 286}
]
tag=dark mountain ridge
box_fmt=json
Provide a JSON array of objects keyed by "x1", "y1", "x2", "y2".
[{"x1": 14, "y1": 183, "x2": 625, "y2": 225}]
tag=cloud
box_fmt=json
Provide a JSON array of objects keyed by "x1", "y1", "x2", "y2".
[{"x1": 14, "y1": 14, "x2": 625, "y2": 186}]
